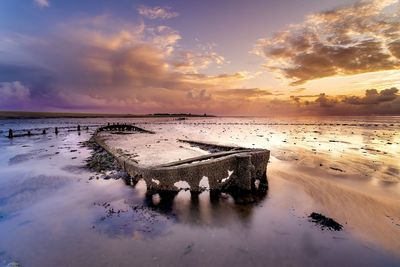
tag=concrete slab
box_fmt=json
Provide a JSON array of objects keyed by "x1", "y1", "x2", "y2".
[{"x1": 93, "y1": 124, "x2": 270, "y2": 192}]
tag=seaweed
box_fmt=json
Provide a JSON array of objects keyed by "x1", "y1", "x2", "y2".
[{"x1": 309, "y1": 212, "x2": 343, "y2": 231}]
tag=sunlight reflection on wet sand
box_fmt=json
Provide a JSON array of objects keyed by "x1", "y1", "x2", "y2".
[{"x1": 0, "y1": 117, "x2": 399, "y2": 266}]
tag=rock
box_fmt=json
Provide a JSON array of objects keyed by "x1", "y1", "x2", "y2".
[
  {"x1": 309, "y1": 212, "x2": 343, "y2": 231},
  {"x1": 84, "y1": 139, "x2": 121, "y2": 173}
]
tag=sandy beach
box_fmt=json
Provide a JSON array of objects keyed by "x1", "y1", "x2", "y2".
[
  {"x1": 2, "y1": 0, "x2": 400, "y2": 265},
  {"x1": 0, "y1": 116, "x2": 399, "y2": 266},
  {"x1": 120, "y1": 117, "x2": 400, "y2": 253}
]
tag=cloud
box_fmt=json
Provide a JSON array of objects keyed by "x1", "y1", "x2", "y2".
[
  {"x1": 214, "y1": 88, "x2": 272, "y2": 98},
  {"x1": 0, "y1": 81, "x2": 30, "y2": 107},
  {"x1": 290, "y1": 87, "x2": 307, "y2": 93},
  {"x1": 186, "y1": 89, "x2": 212, "y2": 102},
  {"x1": 172, "y1": 50, "x2": 226, "y2": 74},
  {"x1": 34, "y1": 0, "x2": 49, "y2": 8},
  {"x1": 138, "y1": 5, "x2": 179, "y2": 20},
  {"x1": 0, "y1": 16, "x2": 250, "y2": 112},
  {"x1": 4, "y1": 8, "x2": 397, "y2": 116},
  {"x1": 315, "y1": 93, "x2": 338, "y2": 108},
  {"x1": 186, "y1": 88, "x2": 272, "y2": 103},
  {"x1": 289, "y1": 87, "x2": 400, "y2": 115},
  {"x1": 253, "y1": 0, "x2": 400, "y2": 85},
  {"x1": 342, "y1": 87, "x2": 398, "y2": 104}
]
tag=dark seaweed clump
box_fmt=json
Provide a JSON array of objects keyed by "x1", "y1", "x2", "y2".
[
  {"x1": 309, "y1": 212, "x2": 343, "y2": 231},
  {"x1": 82, "y1": 139, "x2": 120, "y2": 172}
]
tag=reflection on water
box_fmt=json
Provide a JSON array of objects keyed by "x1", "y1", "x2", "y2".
[
  {"x1": 0, "y1": 117, "x2": 399, "y2": 266},
  {"x1": 93, "y1": 180, "x2": 268, "y2": 240},
  {"x1": 142, "y1": 185, "x2": 268, "y2": 227}
]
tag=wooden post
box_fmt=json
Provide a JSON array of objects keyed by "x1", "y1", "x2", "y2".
[
  {"x1": 77, "y1": 125, "x2": 81, "y2": 131},
  {"x1": 55, "y1": 127, "x2": 59, "y2": 134},
  {"x1": 8, "y1": 129, "x2": 13, "y2": 139}
]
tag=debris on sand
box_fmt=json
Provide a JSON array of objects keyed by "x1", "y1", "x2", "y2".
[
  {"x1": 329, "y1": 167, "x2": 345, "y2": 172},
  {"x1": 83, "y1": 139, "x2": 121, "y2": 172},
  {"x1": 184, "y1": 243, "x2": 194, "y2": 255},
  {"x1": 83, "y1": 139, "x2": 130, "y2": 181},
  {"x1": 308, "y1": 212, "x2": 343, "y2": 231}
]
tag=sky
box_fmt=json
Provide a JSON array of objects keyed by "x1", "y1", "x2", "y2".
[{"x1": 0, "y1": 0, "x2": 399, "y2": 116}]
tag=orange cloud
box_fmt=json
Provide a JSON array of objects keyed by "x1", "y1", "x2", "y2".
[
  {"x1": 342, "y1": 87, "x2": 399, "y2": 104},
  {"x1": 0, "y1": 16, "x2": 253, "y2": 112},
  {"x1": 171, "y1": 50, "x2": 226, "y2": 74},
  {"x1": 253, "y1": 0, "x2": 400, "y2": 85},
  {"x1": 3, "y1": 9, "x2": 399, "y2": 116},
  {"x1": 289, "y1": 87, "x2": 400, "y2": 115}
]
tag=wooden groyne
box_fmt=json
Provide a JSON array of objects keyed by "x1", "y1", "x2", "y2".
[{"x1": 5, "y1": 124, "x2": 101, "y2": 138}]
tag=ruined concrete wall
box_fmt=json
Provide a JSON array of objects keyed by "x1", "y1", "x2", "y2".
[{"x1": 93, "y1": 126, "x2": 269, "y2": 192}]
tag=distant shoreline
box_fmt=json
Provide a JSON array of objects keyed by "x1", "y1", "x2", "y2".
[
  {"x1": 1, "y1": 110, "x2": 398, "y2": 119},
  {"x1": 0, "y1": 111, "x2": 216, "y2": 119}
]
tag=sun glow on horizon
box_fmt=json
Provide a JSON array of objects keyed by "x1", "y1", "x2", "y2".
[{"x1": 0, "y1": 0, "x2": 399, "y2": 115}]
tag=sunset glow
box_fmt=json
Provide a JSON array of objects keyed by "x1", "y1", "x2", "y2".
[
  {"x1": 1, "y1": 2, "x2": 400, "y2": 265},
  {"x1": 0, "y1": 0, "x2": 399, "y2": 115}
]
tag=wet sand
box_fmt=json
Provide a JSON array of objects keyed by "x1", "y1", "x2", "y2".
[
  {"x1": 96, "y1": 131, "x2": 211, "y2": 167},
  {"x1": 0, "y1": 116, "x2": 399, "y2": 266}
]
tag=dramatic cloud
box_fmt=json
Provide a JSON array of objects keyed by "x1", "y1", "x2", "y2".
[
  {"x1": 342, "y1": 87, "x2": 398, "y2": 104},
  {"x1": 289, "y1": 87, "x2": 400, "y2": 115},
  {"x1": 253, "y1": 0, "x2": 400, "y2": 85},
  {"x1": 0, "y1": 16, "x2": 249, "y2": 112},
  {"x1": 2, "y1": 2, "x2": 399, "y2": 116},
  {"x1": 34, "y1": 0, "x2": 50, "y2": 8},
  {"x1": 138, "y1": 5, "x2": 179, "y2": 20}
]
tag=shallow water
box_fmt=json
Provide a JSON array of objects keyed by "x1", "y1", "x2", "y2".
[{"x1": 0, "y1": 117, "x2": 399, "y2": 266}]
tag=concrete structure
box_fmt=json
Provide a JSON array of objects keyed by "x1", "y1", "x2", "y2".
[{"x1": 93, "y1": 124, "x2": 270, "y2": 192}]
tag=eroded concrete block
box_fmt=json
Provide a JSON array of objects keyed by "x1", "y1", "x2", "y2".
[{"x1": 93, "y1": 124, "x2": 270, "y2": 192}]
